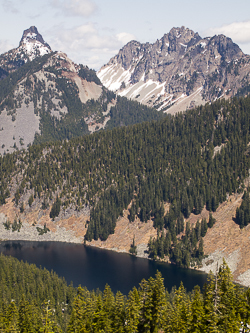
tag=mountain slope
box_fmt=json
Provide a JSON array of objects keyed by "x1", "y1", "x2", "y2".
[
  {"x1": 0, "y1": 50, "x2": 109, "y2": 154},
  {"x1": 0, "y1": 26, "x2": 164, "y2": 154},
  {"x1": 1, "y1": 94, "x2": 250, "y2": 284},
  {"x1": 98, "y1": 26, "x2": 250, "y2": 113}
]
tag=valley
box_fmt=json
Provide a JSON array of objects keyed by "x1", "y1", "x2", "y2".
[
  {"x1": 1, "y1": 0, "x2": 250, "y2": 327},
  {"x1": 1, "y1": 25, "x2": 250, "y2": 291}
]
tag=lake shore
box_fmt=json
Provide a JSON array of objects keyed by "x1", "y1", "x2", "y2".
[
  {"x1": 0, "y1": 214, "x2": 84, "y2": 244},
  {"x1": 1, "y1": 212, "x2": 250, "y2": 288}
]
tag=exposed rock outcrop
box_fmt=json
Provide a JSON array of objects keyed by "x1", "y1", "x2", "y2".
[{"x1": 98, "y1": 26, "x2": 250, "y2": 113}]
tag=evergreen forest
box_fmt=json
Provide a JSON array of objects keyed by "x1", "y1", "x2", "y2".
[
  {"x1": 1, "y1": 254, "x2": 250, "y2": 332},
  {"x1": 1, "y1": 95, "x2": 250, "y2": 267},
  {"x1": 235, "y1": 189, "x2": 250, "y2": 228},
  {"x1": 0, "y1": 253, "x2": 75, "y2": 332}
]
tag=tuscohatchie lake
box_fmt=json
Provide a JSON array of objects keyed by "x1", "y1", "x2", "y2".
[{"x1": 0, "y1": 241, "x2": 207, "y2": 295}]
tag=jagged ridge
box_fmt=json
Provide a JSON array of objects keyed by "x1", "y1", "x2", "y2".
[{"x1": 98, "y1": 26, "x2": 250, "y2": 113}]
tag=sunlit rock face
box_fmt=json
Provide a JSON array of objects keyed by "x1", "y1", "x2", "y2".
[{"x1": 98, "y1": 26, "x2": 250, "y2": 114}]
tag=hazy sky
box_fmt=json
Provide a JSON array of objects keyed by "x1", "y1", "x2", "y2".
[{"x1": 0, "y1": 0, "x2": 250, "y2": 70}]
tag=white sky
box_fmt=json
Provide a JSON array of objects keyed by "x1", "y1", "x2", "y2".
[{"x1": 0, "y1": 0, "x2": 250, "y2": 70}]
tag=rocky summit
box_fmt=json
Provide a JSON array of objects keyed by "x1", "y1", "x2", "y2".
[
  {"x1": 98, "y1": 26, "x2": 250, "y2": 113},
  {"x1": 18, "y1": 25, "x2": 52, "y2": 61},
  {"x1": 0, "y1": 26, "x2": 52, "y2": 76}
]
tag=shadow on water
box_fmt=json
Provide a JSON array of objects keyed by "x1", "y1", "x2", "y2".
[
  {"x1": 4, "y1": 242, "x2": 23, "y2": 250},
  {"x1": 0, "y1": 241, "x2": 207, "y2": 295}
]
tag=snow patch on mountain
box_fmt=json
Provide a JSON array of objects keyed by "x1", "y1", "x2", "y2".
[
  {"x1": 18, "y1": 26, "x2": 52, "y2": 61},
  {"x1": 98, "y1": 63, "x2": 133, "y2": 91},
  {"x1": 98, "y1": 26, "x2": 250, "y2": 114},
  {"x1": 19, "y1": 41, "x2": 51, "y2": 61},
  {"x1": 119, "y1": 79, "x2": 166, "y2": 105}
]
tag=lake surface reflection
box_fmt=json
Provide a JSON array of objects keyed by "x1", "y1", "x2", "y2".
[{"x1": 0, "y1": 241, "x2": 207, "y2": 294}]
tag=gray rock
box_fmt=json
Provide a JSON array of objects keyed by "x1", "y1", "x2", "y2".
[{"x1": 98, "y1": 26, "x2": 249, "y2": 113}]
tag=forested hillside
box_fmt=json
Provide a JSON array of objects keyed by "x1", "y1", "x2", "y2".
[
  {"x1": 33, "y1": 94, "x2": 165, "y2": 145},
  {"x1": 1, "y1": 95, "x2": 250, "y2": 267},
  {"x1": 1, "y1": 255, "x2": 250, "y2": 332},
  {"x1": 0, "y1": 253, "x2": 75, "y2": 332}
]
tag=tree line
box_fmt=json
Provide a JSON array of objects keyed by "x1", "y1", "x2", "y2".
[
  {"x1": 0, "y1": 51, "x2": 165, "y2": 146},
  {"x1": 147, "y1": 214, "x2": 216, "y2": 267}
]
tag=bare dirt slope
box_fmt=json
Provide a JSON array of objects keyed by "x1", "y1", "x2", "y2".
[
  {"x1": 87, "y1": 212, "x2": 157, "y2": 258},
  {"x1": 200, "y1": 193, "x2": 250, "y2": 285}
]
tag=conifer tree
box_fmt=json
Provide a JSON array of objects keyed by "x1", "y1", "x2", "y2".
[
  {"x1": 4, "y1": 301, "x2": 18, "y2": 332},
  {"x1": 190, "y1": 286, "x2": 205, "y2": 332},
  {"x1": 125, "y1": 287, "x2": 141, "y2": 333},
  {"x1": 18, "y1": 296, "x2": 36, "y2": 333},
  {"x1": 169, "y1": 282, "x2": 191, "y2": 332},
  {"x1": 40, "y1": 301, "x2": 61, "y2": 333},
  {"x1": 204, "y1": 267, "x2": 221, "y2": 332},
  {"x1": 112, "y1": 291, "x2": 125, "y2": 333},
  {"x1": 66, "y1": 288, "x2": 85, "y2": 332},
  {"x1": 92, "y1": 294, "x2": 110, "y2": 332},
  {"x1": 217, "y1": 259, "x2": 241, "y2": 332}
]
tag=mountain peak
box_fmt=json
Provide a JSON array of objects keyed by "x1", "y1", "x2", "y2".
[
  {"x1": 98, "y1": 26, "x2": 250, "y2": 113},
  {"x1": 18, "y1": 26, "x2": 51, "y2": 60},
  {"x1": 166, "y1": 26, "x2": 201, "y2": 44},
  {"x1": 19, "y1": 26, "x2": 51, "y2": 49}
]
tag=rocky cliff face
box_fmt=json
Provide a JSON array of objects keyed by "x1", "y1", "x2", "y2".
[{"x1": 98, "y1": 26, "x2": 250, "y2": 113}]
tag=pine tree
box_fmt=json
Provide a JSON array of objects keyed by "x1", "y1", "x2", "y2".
[
  {"x1": 139, "y1": 271, "x2": 167, "y2": 332},
  {"x1": 208, "y1": 213, "x2": 216, "y2": 228},
  {"x1": 169, "y1": 282, "x2": 191, "y2": 332},
  {"x1": 67, "y1": 288, "x2": 85, "y2": 332},
  {"x1": 39, "y1": 300, "x2": 61, "y2": 333},
  {"x1": 101, "y1": 284, "x2": 114, "y2": 332},
  {"x1": 50, "y1": 196, "x2": 61, "y2": 220},
  {"x1": 217, "y1": 259, "x2": 241, "y2": 332},
  {"x1": 190, "y1": 286, "x2": 205, "y2": 332},
  {"x1": 204, "y1": 270, "x2": 220, "y2": 332},
  {"x1": 4, "y1": 301, "x2": 18, "y2": 332},
  {"x1": 92, "y1": 294, "x2": 110, "y2": 332},
  {"x1": 112, "y1": 291, "x2": 125, "y2": 333},
  {"x1": 125, "y1": 287, "x2": 141, "y2": 333},
  {"x1": 18, "y1": 296, "x2": 36, "y2": 333},
  {"x1": 129, "y1": 237, "x2": 137, "y2": 255}
]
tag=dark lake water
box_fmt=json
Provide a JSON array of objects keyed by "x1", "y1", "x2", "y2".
[{"x1": 0, "y1": 241, "x2": 207, "y2": 295}]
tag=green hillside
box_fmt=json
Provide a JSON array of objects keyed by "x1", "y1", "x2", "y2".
[
  {"x1": 1, "y1": 95, "x2": 250, "y2": 266},
  {"x1": 0, "y1": 253, "x2": 75, "y2": 332}
]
